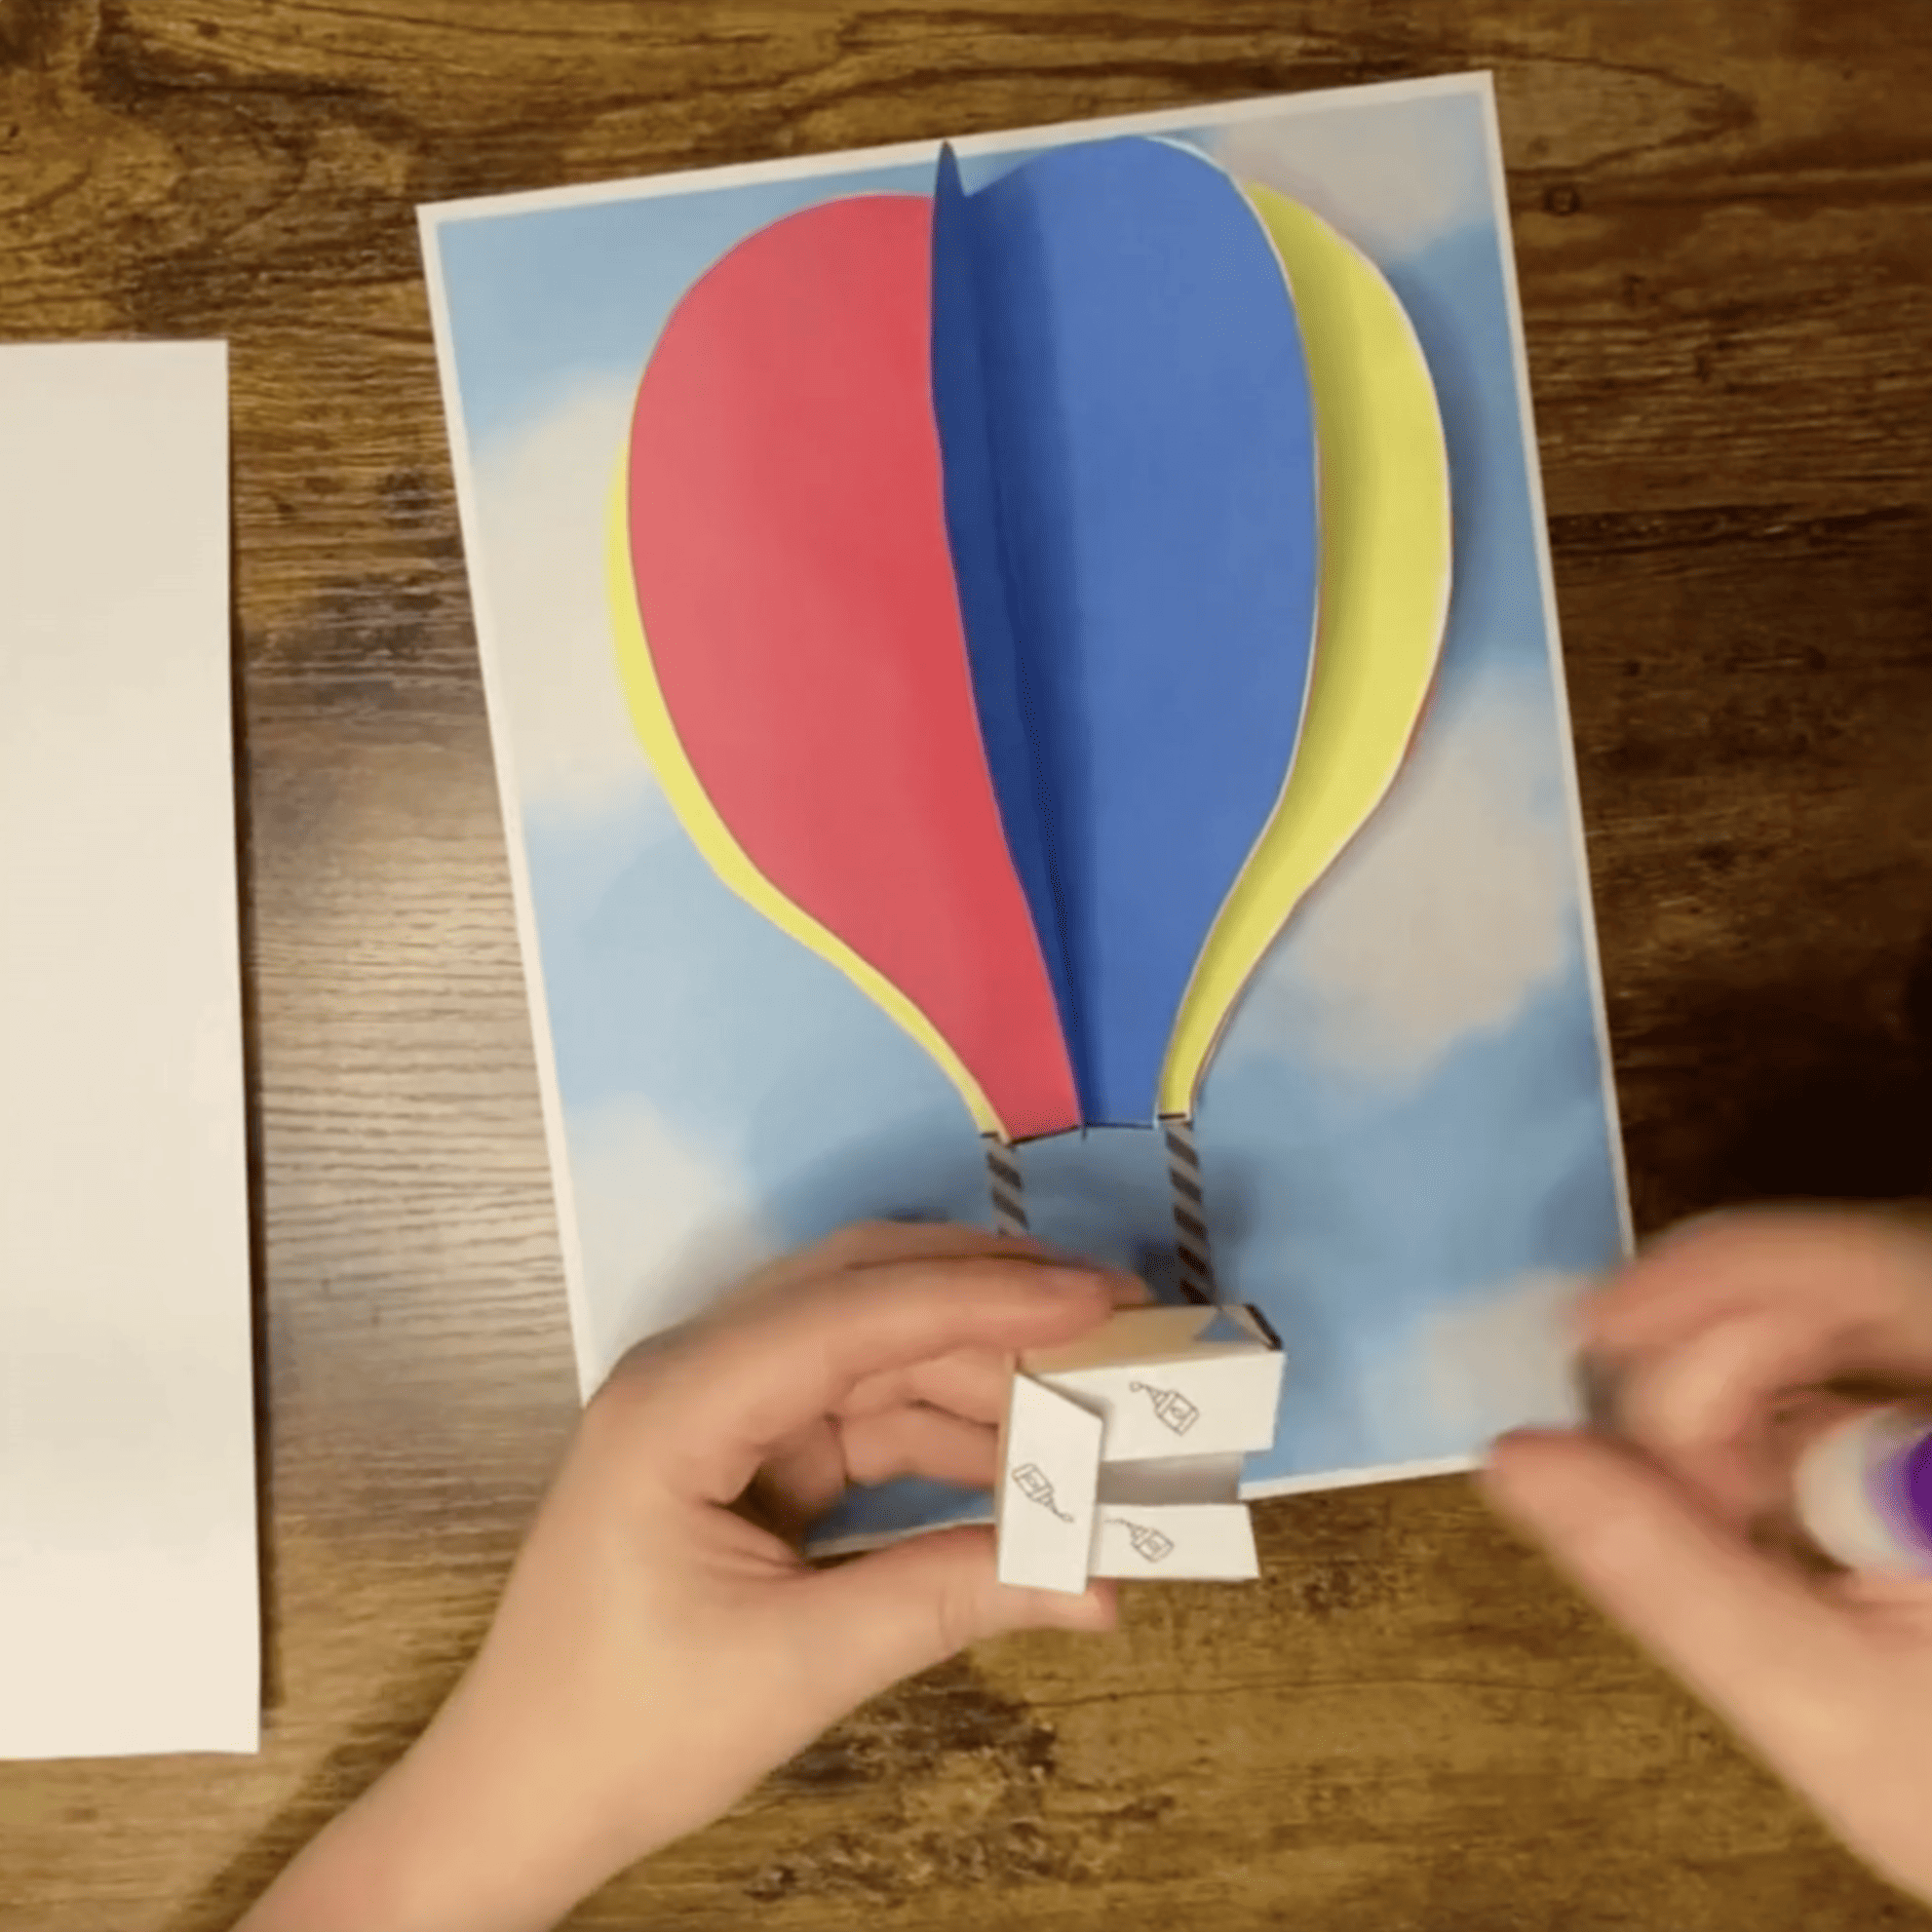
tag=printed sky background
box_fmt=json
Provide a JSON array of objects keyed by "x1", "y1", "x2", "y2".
[{"x1": 424, "y1": 76, "x2": 1630, "y2": 1539}]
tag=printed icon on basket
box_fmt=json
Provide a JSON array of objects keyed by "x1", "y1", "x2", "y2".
[
  {"x1": 1111, "y1": 1518, "x2": 1177, "y2": 1564},
  {"x1": 1011, "y1": 1461, "x2": 1074, "y2": 1523},
  {"x1": 1130, "y1": 1379, "x2": 1200, "y2": 1435}
]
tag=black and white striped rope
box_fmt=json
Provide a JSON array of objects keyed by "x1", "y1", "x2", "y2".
[
  {"x1": 1160, "y1": 1113, "x2": 1216, "y2": 1303},
  {"x1": 983, "y1": 1137, "x2": 1030, "y2": 1239}
]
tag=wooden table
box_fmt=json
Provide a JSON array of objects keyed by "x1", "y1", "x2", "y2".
[{"x1": 4, "y1": 4, "x2": 1931, "y2": 1925}]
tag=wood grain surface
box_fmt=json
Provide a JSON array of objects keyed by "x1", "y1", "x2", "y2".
[{"x1": 4, "y1": 2, "x2": 1932, "y2": 1926}]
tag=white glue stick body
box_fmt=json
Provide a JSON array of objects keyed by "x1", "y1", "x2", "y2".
[{"x1": 1793, "y1": 1404, "x2": 1932, "y2": 1576}]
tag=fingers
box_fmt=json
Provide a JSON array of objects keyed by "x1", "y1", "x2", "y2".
[
  {"x1": 705, "y1": 1221, "x2": 1071, "y2": 1326},
  {"x1": 839, "y1": 1270, "x2": 1150, "y2": 1421},
  {"x1": 839, "y1": 1406, "x2": 998, "y2": 1490},
  {"x1": 1586, "y1": 1210, "x2": 1932, "y2": 1374},
  {"x1": 749, "y1": 1419, "x2": 846, "y2": 1539},
  {"x1": 1606, "y1": 1311, "x2": 1855, "y2": 1526},
  {"x1": 788, "y1": 1526, "x2": 1116, "y2": 1718},
  {"x1": 754, "y1": 1219, "x2": 1070, "y2": 1286},
  {"x1": 1579, "y1": 1212, "x2": 1932, "y2": 1525},
  {"x1": 842, "y1": 1346, "x2": 1017, "y2": 1426},
  {"x1": 822, "y1": 1220, "x2": 1063, "y2": 1266},
  {"x1": 665, "y1": 1252, "x2": 1132, "y2": 1501},
  {"x1": 1485, "y1": 1430, "x2": 1880, "y2": 1784},
  {"x1": 753, "y1": 1407, "x2": 1009, "y2": 1546}
]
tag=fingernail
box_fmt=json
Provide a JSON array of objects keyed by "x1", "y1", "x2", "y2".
[
  {"x1": 1042, "y1": 1585, "x2": 1117, "y2": 1632},
  {"x1": 1483, "y1": 1425, "x2": 1578, "y2": 1477},
  {"x1": 1037, "y1": 1266, "x2": 1111, "y2": 1295},
  {"x1": 1479, "y1": 1429, "x2": 1578, "y2": 1523},
  {"x1": 1485, "y1": 1425, "x2": 1541, "y2": 1465},
  {"x1": 1645, "y1": 1207, "x2": 1745, "y2": 1254}
]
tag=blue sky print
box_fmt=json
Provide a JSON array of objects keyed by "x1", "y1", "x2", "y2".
[{"x1": 421, "y1": 74, "x2": 1630, "y2": 1543}]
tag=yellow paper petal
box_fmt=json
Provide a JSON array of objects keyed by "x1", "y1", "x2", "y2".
[{"x1": 1158, "y1": 188, "x2": 1452, "y2": 1117}]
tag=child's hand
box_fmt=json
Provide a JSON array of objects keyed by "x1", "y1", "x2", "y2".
[
  {"x1": 243, "y1": 1222, "x2": 1137, "y2": 1932},
  {"x1": 1485, "y1": 1210, "x2": 1932, "y2": 1904}
]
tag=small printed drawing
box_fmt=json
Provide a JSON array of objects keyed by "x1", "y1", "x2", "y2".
[
  {"x1": 1112, "y1": 1518, "x2": 1178, "y2": 1564},
  {"x1": 1010, "y1": 1461, "x2": 1074, "y2": 1523},
  {"x1": 1129, "y1": 1380, "x2": 1200, "y2": 1435}
]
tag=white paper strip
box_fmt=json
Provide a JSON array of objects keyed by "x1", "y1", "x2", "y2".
[
  {"x1": 1025, "y1": 1304, "x2": 1285, "y2": 1462},
  {"x1": 0, "y1": 341, "x2": 259, "y2": 1758},
  {"x1": 1088, "y1": 1503, "x2": 1258, "y2": 1581},
  {"x1": 996, "y1": 1374, "x2": 1102, "y2": 1594}
]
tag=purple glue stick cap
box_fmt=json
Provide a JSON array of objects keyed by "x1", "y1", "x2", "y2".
[{"x1": 1905, "y1": 1431, "x2": 1932, "y2": 1547}]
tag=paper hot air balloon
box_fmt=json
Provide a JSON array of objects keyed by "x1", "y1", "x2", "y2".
[{"x1": 608, "y1": 135, "x2": 1451, "y2": 1300}]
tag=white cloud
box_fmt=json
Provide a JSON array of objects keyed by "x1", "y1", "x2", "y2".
[
  {"x1": 472, "y1": 377, "x2": 666, "y2": 829},
  {"x1": 565, "y1": 1097, "x2": 777, "y2": 1390},
  {"x1": 1211, "y1": 94, "x2": 1492, "y2": 262},
  {"x1": 1231, "y1": 672, "x2": 1575, "y2": 1085},
  {"x1": 1413, "y1": 1269, "x2": 1588, "y2": 1440},
  {"x1": 1354, "y1": 1269, "x2": 1588, "y2": 1457}
]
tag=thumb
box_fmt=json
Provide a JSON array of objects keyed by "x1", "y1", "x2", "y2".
[
  {"x1": 1484, "y1": 1430, "x2": 1869, "y2": 1772},
  {"x1": 792, "y1": 1526, "x2": 1116, "y2": 1713}
]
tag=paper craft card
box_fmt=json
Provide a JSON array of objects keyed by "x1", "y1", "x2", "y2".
[
  {"x1": 0, "y1": 341, "x2": 258, "y2": 1757},
  {"x1": 998, "y1": 1305, "x2": 1283, "y2": 1592},
  {"x1": 420, "y1": 73, "x2": 1630, "y2": 1546}
]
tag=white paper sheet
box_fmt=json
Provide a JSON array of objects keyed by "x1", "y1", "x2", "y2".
[
  {"x1": 996, "y1": 1373, "x2": 1103, "y2": 1594},
  {"x1": 1088, "y1": 1503, "x2": 1258, "y2": 1581},
  {"x1": 1024, "y1": 1304, "x2": 1285, "y2": 1462},
  {"x1": 0, "y1": 340, "x2": 259, "y2": 1758}
]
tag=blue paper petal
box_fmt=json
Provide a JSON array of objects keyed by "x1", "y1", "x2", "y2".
[{"x1": 932, "y1": 136, "x2": 1319, "y2": 1125}]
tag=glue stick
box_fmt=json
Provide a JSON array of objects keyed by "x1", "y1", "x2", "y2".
[{"x1": 1792, "y1": 1404, "x2": 1932, "y2": 1576}]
